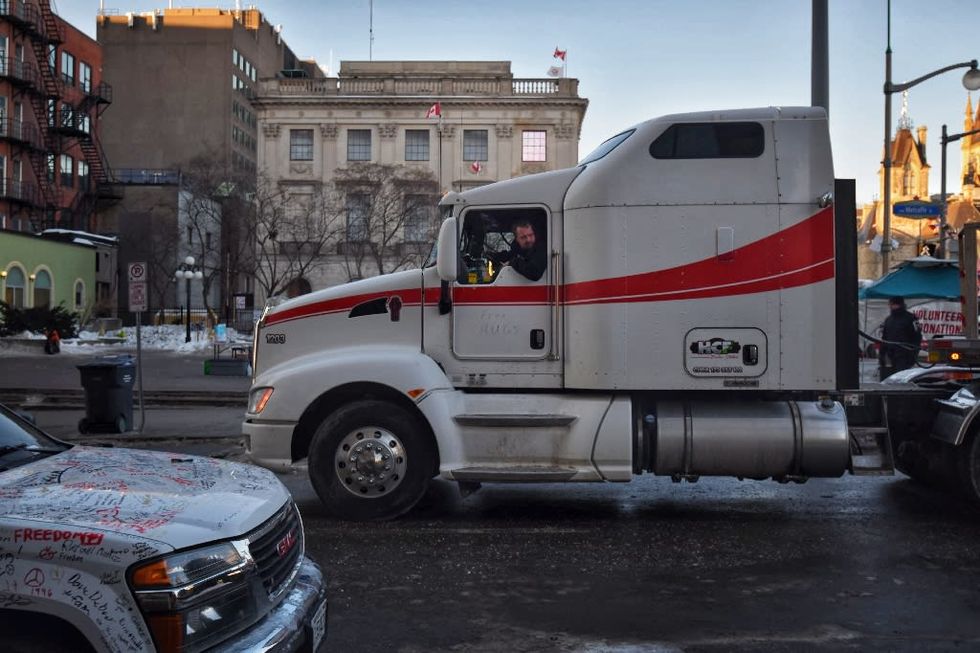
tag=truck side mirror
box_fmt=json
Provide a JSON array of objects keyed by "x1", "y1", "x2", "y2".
[{"x1": 436, "y1": 217, "x2": 458, "y2": 282}]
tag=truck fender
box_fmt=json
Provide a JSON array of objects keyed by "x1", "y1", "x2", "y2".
[
  {"x1": 931, "y1": 386, "x2": 980, "y2": 446},
  {"x1": 252, "y1": 347, "x2": 454, "y2": 461}
]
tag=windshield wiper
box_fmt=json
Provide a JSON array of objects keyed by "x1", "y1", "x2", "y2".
[{"x1": 0, "y1": 443, "x2": 66, "y2": 457}]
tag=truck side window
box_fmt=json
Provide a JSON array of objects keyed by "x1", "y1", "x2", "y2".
[
  {"x1": 650, "y1": 122, "x2": 764, "y2": 159},
  {"x1": 457, "y1": 208, "x2": 548, "y2": 284}
]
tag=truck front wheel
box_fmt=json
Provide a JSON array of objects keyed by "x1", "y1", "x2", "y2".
[{"x1": 308, "y1": 400, "x2": 435, "y2": 521}]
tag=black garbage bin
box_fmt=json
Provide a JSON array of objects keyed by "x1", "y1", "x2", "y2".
[{"x1": 76, "y1": 354, "x2": 136, "y2": 434}]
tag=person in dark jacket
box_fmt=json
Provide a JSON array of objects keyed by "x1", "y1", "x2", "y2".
[
  {"x1": 879, "y1": 296, "x2": 921, "y2": 379},
  {"x1": 494, "y1": 220, "x2": 547, "y2": 281}
]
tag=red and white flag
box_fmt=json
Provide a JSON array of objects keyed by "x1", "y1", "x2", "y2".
[
  {"x1": 553, "y1": 47, "x2": 566, "y2": 61},
  {"x1": 425, "y1": 102, "x2": 441, "y2": 119},
  {"x1": 469, "y1": 161, "x2": 482, "y2": 174}
]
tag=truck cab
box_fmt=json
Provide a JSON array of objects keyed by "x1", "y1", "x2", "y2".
[{"x1": 244, "y1": 107, "x2": 856, "y2": 521}]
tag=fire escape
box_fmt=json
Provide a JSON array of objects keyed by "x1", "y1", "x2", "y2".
[{"x1": 0, "y1": 0, "x2": 112, "y2": 231}]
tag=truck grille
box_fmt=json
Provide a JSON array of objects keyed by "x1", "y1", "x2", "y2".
[{"x1": 247, "y1": 501, "x2": 304, "y2": 599}]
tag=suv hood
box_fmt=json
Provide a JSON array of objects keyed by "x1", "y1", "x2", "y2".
[{"x1": 0, "y1": 446, "x2": 289, "y2": 551}]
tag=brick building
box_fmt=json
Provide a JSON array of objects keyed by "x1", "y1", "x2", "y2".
[{"x1": 0, "y1": 0, "x2": 110, "y2": 234}]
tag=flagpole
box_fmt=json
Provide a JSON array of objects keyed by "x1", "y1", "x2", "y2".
[{"x1": 438, "y1": 109, "x2": 443, "y2": 194}]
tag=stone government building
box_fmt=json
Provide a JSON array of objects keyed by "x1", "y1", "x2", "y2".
[{"x1": 253, "y1": 60, "x2": 588, "y2": 295}]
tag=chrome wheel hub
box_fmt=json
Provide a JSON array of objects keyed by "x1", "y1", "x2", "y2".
[{"x1": 334, "y1": 426, "x2": 407, "y2": 498}]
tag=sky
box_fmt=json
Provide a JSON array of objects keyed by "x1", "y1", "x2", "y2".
[{"x1": 55, "y1": 0, "x2": 980, "y2": 204}]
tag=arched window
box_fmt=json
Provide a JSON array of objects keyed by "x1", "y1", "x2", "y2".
[
  {"x1": 4, "y1": 266, "x2": 25, "y2": 307},
  {"x1": 33, "y1": 269, "x2": 51, "y2": 308},
  {"x1": 74, "y1": 280, "x2": 85, "y2": 310},
  {"x1": 902, "y1": 163, "x2": 914, "y2": 196}
]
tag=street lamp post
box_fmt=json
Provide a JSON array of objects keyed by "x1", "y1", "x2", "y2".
[
  {"x1": 939, "y1": 124, "x2": 980, "y2": 259},
  {"x1": 881, "y1": 19, "x2": 980, "y2": 275},
  {"x1": 175, "y1": 255, "x2": 203, "y2": 343}
]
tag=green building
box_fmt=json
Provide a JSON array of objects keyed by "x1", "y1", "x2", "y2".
[{"x1": 0, "y1": 230, "x2": 115, "y2": 320}]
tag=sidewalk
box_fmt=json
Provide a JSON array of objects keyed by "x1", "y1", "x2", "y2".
[
  {"x1": 0, "y1": 347, "x2": 251, "y2": 393},
  {"x1": 2, "y1": 347, "x2": 251, "y2": 445}
]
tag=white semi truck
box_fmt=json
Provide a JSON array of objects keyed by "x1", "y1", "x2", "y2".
[{"x1": 243, "y1": 107, "x2": 980, "y2": 520}]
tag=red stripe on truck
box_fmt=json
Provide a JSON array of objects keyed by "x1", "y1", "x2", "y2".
[{"x1": 265, "y1": 207, "x2": 834, "y2": 324}]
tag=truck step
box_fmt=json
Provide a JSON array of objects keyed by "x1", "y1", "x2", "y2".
[
  {"x1": 453, "y1": 414, "x2": 577, "y2": 427},
  {"x1": 849, "y1": 427, "x2": 895, "y2": 476},
  {"x1": 451, "y1": 466, "x2": 578, "y2": 482}
]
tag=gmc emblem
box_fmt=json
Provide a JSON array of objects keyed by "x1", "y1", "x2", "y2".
[{"x1": 276, "y1": 529, "x2": 297, "y2": 558}]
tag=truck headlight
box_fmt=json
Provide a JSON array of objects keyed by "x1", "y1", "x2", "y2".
[
  {"x1": 248, "y1": 387, "x2": 274, "y2": 414},
  {"x1": 131, "y1": 541, "x2": 258, "y2": 653}
]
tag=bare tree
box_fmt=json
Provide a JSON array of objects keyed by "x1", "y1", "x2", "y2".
[
  {"x1": 249, "y1": 177, "x2": 342, "y2": 301},
  {"x1": 332, "y1": 163, "x2": 440, "y2": 281},
  {"x1": 180, "y1": 153, "x2": 256, "y2": 318}
]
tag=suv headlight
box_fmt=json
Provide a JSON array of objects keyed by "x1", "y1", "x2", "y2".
[{"x1": 130, "y1": 541, "x2": 258, "y2": 653}]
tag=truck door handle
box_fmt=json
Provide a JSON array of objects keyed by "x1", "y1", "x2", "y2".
[{"x1": 717, "y1": 227, "x2": 734, "y2": 261}]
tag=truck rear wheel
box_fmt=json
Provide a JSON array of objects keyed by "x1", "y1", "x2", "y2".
[
  {"x1": 308, "y1": 400, "x2": 435, "y2": 521},
  {"x1": 957, "y1": 431, "x2": 980, "y2": 505}
]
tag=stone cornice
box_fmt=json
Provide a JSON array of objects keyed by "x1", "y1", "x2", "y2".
[{"x1": 252, "y1": 96, "x2": 589, "y2": 112}]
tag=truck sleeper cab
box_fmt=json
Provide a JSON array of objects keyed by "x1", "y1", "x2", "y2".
[{"x1": 244, "y1": 107, "x2": 856, "y2": 521}]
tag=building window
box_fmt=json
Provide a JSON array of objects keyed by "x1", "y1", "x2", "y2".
[
  {"x1": 74, "y1": 280, "x2": 85, "y2": 309},
  {"x1": 33, "y1": 269, "x2": 51, "y2": 309},
  {"x1": 3, "y1": 266, "x2": 25, "y2": 307},
  {"x1": 78, "y1": 113, "x2": 91, "y2": 134},
  {"x1": 46, "y1": 154, "x2": 55, "y2": 182},
  {"x1": 79, "y1": 61, "x2": 92, "y2": 93},
  {"x1": 522, "y1": 130, "x2": 547, "y2": 162},
  {"x1": 47, "y1": 44, "x2": 55, "y2": 73},
  {"x1": 232, "y1": 48, "x2": 239, "y2": 66},
  {"x1": 289, "y1": 129, "x2": 313, "y2": 161},
  {"x1": 346, "y1": 193, "x2": 370, "y2": 241},
  {"x1": 78, "y1": 160, "x2": 90, "y2": 191},
  {"x1": 463, "y1": 129, "x2": 488, "y2": 161},
  {"x1": 60, "y1": 51, "x2": 75, "y2": 86},
  {"x1": 347, "y1": 129, "x2": 372, "y2": 161},
  {"x1": 60, "y1": 154, "x2": 73, "y2": 187},
  {"x1": 650, "y1": 122, "x2": 765, "y2": 159},
  {"x1": 404, "y1": 195, "x2": 433, "y2": 242},
  {"x1": 47, "y1": 99, "x2": 55, "y2": 127},
  {"x1": 902, "y1": 163, "x2": 915, "y2": 196},
  {"x1": 60, "y1": 102, "x2": 74, "y2": 130},
  {"x1": 405, "y1": 130, "x2": 430, "y2": 161}
]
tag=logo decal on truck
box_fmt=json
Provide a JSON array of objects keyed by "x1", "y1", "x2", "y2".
[{"x1": 690, "y1": 338, "x2": 741, "y2": 356}]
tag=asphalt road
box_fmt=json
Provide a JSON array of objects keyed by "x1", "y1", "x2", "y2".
[
  {"x1": 23, "y1": 405, "x2": 980, "y2": 652},
  {"x1": 277, "y1": 471, "x2": 980, "y2": 652}
]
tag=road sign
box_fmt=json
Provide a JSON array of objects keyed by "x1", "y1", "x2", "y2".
[
  {"x1": 129, "y1": 281, "x2": 147, "y2": 312},
  {"x1": 128, "y1": 261, "x2": 147, "y2": 282},
  {"x1": 893, "y1": 201, "x2": 941, "y2": 218}
]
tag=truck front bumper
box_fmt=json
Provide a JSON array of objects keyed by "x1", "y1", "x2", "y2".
[
  {"x1": 243, "y1": 418, "x2": 303, "y2": 472},
  {"x1": 212, "y1": 556, "x2": 327, "y2": 652}
]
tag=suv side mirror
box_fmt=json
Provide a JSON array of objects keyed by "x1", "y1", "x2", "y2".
[{"x1": 436, "y1": 217, "x2": 458, "y2": 282}]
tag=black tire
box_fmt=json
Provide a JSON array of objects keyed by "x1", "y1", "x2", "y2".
[
  {"x1": 77, "y1": 418, "x2": 89, "y2": 434},
  {"x1": 115, "y1": 415, "x2": 127, "y2": 434},
  {"x1": 957, "y1": 431, "x2": 980, "y2": 504},
  {"x1": 308, "y1": 400, "x2": 435, "y2": 521}
]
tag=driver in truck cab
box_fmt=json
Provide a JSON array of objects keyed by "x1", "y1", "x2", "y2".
[{"x1": 493, "y1": 219, "x2": 548, "y2": 281}]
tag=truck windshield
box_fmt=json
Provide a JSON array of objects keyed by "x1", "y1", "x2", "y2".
[
  {"x1": 579, "y1": 129, "x2": 635, "y2": 165},
  {"x1": 425, "y1": 205, "x2": 455, "y2": 268}
]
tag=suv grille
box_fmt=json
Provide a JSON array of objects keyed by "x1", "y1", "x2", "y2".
[{"x1": 247, "y1": 502, "x2": 304, "y2": 599}]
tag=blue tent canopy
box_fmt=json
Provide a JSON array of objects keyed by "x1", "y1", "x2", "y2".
[{"x1": 858, "y1": 256, "x2": 960, "y2": 300}]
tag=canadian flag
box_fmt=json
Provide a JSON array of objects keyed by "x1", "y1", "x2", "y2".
[
  {"x1": 553, "y1": 47, "x2": 566, "y2": 61},
  {"x1": 469, "y1": 161, "x2": 482, "y2": 174},
  {"x1": 425, "y1": 102, "x2": 441, "y2": 119}
]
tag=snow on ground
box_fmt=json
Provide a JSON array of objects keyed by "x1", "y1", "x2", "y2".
[{"x1": 0, "y1": 325, "x2": 250, "y2": 356}]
